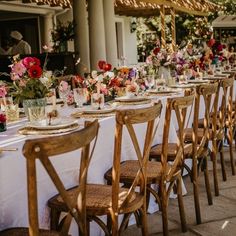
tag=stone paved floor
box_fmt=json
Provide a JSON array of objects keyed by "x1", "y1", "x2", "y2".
[{"x1": 122, "y1": 147, "x2": 236, "y2": 236}]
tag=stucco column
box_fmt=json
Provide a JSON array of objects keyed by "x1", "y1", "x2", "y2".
[
  {"x1": 88, "y1": 0, "x2": 106, "y2": 70},
  {"x1": 73, "y1": 0, "x2": 90, "y2": 74},
  {"x1": 103, "y1": 0, "x2": 118, "y2": 67},
  {"x1": 43, "y1": 13, "x2": 53, "y2": 49}
]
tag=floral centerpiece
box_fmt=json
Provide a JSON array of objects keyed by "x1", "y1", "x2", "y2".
[{"x1": 9, "y1": 56, "x2": 49, "y2": 104}]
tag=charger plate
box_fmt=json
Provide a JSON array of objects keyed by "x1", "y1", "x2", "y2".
[
  {"x1": 18, "y1": 123, "x2": 79, "y2": 135},
  {"x1": 27, "y1": 119, "x2": 77, "y2": 130}
]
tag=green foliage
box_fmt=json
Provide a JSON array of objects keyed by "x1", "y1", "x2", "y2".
[{"x1": 11, "y1": 79, "x2": 48, "y2": 104}]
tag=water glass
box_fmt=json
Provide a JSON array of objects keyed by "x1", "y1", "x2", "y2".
[
  {"x1": 28, "y1": 106, "x2": 47, "y2": 126},
  {"x1": 73, "y1": 88, "x2": 87, "y2": 108},
  {"x1": 0, "y1": 96, "x2": 13, "y2": 112},
  {"x1": 5, "y1": 104, "x2": 19, "y2": 122},
  {"x1": 91, "y1": 93, "x2": 104, "y2": 110},
  {"x1": 59, "y1": 85, "x2": 71, "y2": 106}
]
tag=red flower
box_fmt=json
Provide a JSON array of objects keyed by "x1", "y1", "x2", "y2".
[
  {"x1": 103, "y1": 63, "x2": 112, "y2": 71},
  {"x1": 28, "y1": 65, "x2": 43, "y2": 78},
  {"x1": 153, "y1": 47, "x2": 160, "y2": 55},
  {"x1": 98, "y1": 60, "x2": 106, "y2": 70},
  {"x1": 0, "y1": 113, "x2": 6, "y2": 123},
  {"x1": 22, "y1": 57, "x2": 41, "y2": 69},
  {"x1": 207, "y1": 38, "x2": 215, "y2": 48}
]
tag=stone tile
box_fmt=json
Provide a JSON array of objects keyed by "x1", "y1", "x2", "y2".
[
  {"x1": 121, "y1": 212, "x2": 179, "y2": 236},
  {"x1": 191, "y1": 217, "x2": 236, "y2": 236},
  {"x1": 168, "y1": 192, "x2": 236, "y2": 226}
]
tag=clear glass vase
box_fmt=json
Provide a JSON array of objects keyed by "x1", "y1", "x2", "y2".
[{"x1": 23, "y1": 98, "x2": 47, "y2": 119}]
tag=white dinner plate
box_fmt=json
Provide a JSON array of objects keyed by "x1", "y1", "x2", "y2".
[
  {"x1": 82, "y1": 106, "x2": 115, "y2": 114},
  {"x1": 27, "y1": 118, "x2": 77, "y2": 130},
  {"x1": 115, "y1": 96, "x2": 149, "y2": 102}
]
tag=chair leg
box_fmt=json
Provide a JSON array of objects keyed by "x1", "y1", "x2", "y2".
[
  {"x1": 160, "y1": 184, "x2": 169, "y2": 236},
  {"x1": 140, "y1": 205, "x2": 148, "y2": 236},
  {"x1": 49, "y1": 208, "x2": 61, "y2": 230},
  {"x1": 177, "y1": 176, "x2": 187, "y2": 232},
  {"x1": 211, "y1": 141, "x2": 219, "y2": 196},
  {"x1": 203, "y1": 157, "x2": 213, "y2": 205},
  {"x1": 192, "y1": 158, "x2": 201, "y2": 224},
  {"x1": 227, "y1": 129, "x2": 235, "y2": 176},
  {"x1": 219, "y1": 141, "x2": 227, "y2": 181}
]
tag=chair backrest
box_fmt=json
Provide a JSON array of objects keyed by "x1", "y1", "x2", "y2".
[
  {"x1": 162, "y1": 91, "x2": 195, "y2": 183},
  {"x1": 111, "y1": 101, "x2": 162, "y2": 214},
  {"x1": 191, "y1": 82, "x2": 219, "y2": 157},
  {"x1": 22, "y1": 120, "x2": 99, "y2": 236},
  {"x1": 213, "y1": 77, "x2": 234, "y2": 137}
]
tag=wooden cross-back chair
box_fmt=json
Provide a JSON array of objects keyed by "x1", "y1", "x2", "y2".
[
  {"x1": 47, "y1": 102, "x2": 162, "y2": 236},
  {"x1": 125, "y1": 91, "x2": 194, "y2": 235},
  {"x1": 198, "y1": 77, "x2": 235, "y2": 196},
  {"x1": 221, "y1": 77, "x2": 235, "y2": 177},
  {"x1": 149, "y1": 90, "x2": 195, "y2": 236},
  {"x1": 88, "y1": 102, "x2": 162, "y2": 236},
  {"x1": 182, "y1": 82, "x2": 218, "y2": 224},
  {"x1": 0, "y1": 120, "x2": 99, "y2": 236}
]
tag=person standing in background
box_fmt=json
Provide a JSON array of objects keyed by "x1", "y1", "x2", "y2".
[{"x1": 10, "y1": 31, "x2": 31, "y2": 55}]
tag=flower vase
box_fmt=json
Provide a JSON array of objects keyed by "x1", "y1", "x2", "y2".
[
  {"x1": 158, "y1": 66, "x2": 171, "y2": 80},
  {"x1": 23, "y1": 98, "x2": 47, "y2": 119}
]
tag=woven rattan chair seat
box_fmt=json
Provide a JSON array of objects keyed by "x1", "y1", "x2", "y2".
[
  {"x1": 104, "y1": 160, "x2": 165, "y2": 185},
  {"x1": 150, "y1": 143, "x2": 193, "y2": 161},
  {"x1": 183, "y1": 128, "x2": 213, "y2": 142},
  {"x1": 86, "y1": 184, "x2": 141, "y2": 216},
  {"x1": 0, "y1": 227, "x2": 60, "y2": 236},
  {"x1": 48, "y1": 184, "x2": 141, "y2": 217}
]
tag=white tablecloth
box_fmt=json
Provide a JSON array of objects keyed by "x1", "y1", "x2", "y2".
[{"x1": 0, "y1": 95, "x2": 187, "y2": 235}]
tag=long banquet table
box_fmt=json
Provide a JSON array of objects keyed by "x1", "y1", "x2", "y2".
[
  {"x1": 0, "y1": 94, "x2": 186, "y2": 235},
  {"x1": 1, "y1": 73, "x2": 235, "y2": 235}
]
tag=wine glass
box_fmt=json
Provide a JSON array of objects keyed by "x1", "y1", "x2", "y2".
[
  {"x1": 58, "y1": 85, "x2": 71, "y2": 107},
  {"x1": 145, "y1": 75, "x2": 155, "y2": 90},
  {"x1": 73, "y1": 88, "x2": 87, "y2": 108}
]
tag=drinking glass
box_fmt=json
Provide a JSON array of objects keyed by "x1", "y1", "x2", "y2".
[
  {"x1": 28, "y1": 106, "x2": 47, "y2": 126},
  {"x1": 0, "y1": 96, "x2": 13, "y2": 112},
  {"x1": 58, "y1": 85, "x2": 71, "y2": 106},
  {"x1": 5, "y1": 104, "x2": 19, "y2": 122},
  {"x1": 73, "y1": 88, "x2": 87, "y2": 108},
  {"x1": 91, "y1": 93, "x2": 104, "y2": 110}
]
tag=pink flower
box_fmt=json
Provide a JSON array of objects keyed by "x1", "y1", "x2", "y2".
[
  {"x1": 22, "y1": 57, "x2": 40, "y2": 69},
  {"x1": 11, "y1": 73, "x2": 20, "y2": 81},
  {"x1": 11, "y1": 62, "x2": 26, "y2": 77},
  {"x1": 100, "y1": 87, "x2": 109, "y2": 95},
  {"x1": 0, "y1": 86, "x2": 7, "y2": 97},
  {"x1": 19, "y1": 79, "x2": 27, "y2": 87},
  {"x1": 59, "y1": 81, "x2": 69, "y2": 92}
]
